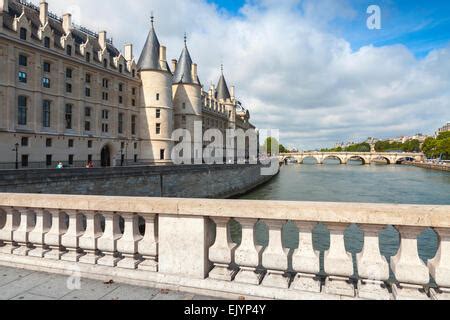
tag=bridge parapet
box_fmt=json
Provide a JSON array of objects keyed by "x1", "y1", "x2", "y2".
[{"x1": 0, "y1": 193, "x2": 448, "y2": 300}]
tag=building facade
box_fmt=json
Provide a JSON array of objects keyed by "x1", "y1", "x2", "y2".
[
  {"x1": 0, "y1": 0, "x2": 255, "y2": 169},
  {"x1": 437, "y1": 122, "x2": 450, "y2": 136}
]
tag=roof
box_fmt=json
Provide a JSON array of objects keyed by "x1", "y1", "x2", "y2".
[
  {"x1": 216, "y1": 73, "x2": 231, "y2": 101},
  {"x1": 137, "y1": 24, "x2": 161, "y2": 71},
  {"x1": 173, "y1": 41, "x2": 200, "y2": 85}
]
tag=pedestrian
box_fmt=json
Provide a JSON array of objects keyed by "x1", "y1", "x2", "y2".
[{"x1": 56, "y1": 162, "x2": 63, "y2": 169}]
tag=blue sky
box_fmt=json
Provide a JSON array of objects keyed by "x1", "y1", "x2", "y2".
[{"x1": 212, "y1": 0, "x2": 450, "y2": 58}]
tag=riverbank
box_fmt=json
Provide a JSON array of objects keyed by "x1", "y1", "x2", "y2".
[{"x1": 412, "y1": 162, "x2": 450, "y2": 172}]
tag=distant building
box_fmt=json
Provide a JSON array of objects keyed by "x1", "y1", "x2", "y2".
[{"x1": 437, "y1": 122, "x2": 450, "y2": 136}]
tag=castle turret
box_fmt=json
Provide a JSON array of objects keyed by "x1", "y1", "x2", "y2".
[
  {"x1": 138, "y1": 17, "x2": 174, "y2": 164},
  {"x1": 217, "y1": 67, "x2": 236, "y2": 128},
  {"x1": 172, "y1": 35, "x2": 202, "y2": 160}
]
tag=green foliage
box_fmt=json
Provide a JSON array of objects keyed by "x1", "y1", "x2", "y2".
[
  {"x1": 375, "y1": 139, "x2": 421, "y2": 153},
  {"x1": 261, "y1": 137, "x2": 288, "y2": 155},
  {"x1": 422, "y1": 135, "x2": 450, "y2": 159},
  {"x1": 322, "y1": 143, "x2": 370, "y2": 153}
]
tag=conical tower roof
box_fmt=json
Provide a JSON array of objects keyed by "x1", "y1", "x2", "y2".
[
  {"x1": 216, "y1": 67, "x2": 231, "y2": 101},
  {"x1": 173, "y1": 35, "x2": 200, "y2": 85},
  {"x1": 137, "y1": 18, "x2": 161, "y2": 71}
]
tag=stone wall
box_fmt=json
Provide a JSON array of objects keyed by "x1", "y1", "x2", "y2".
[
  {"x1": 412, "y1": 162, "x2": 450, "y2": 172},
  {"x1": 0, "y1": 164, "x2": 276, "y2": 198}
]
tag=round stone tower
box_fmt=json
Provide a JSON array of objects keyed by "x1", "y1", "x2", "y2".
[{"x1": 137, "y1": 18, "x2": 174, "y2": 164}]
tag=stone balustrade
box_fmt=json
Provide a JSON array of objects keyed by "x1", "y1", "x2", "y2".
[{"x1": 0, "y1": 193, "x2": 449, "y2": 300}]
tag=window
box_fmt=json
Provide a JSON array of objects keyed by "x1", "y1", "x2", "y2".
[
  {"x1": 156, "y1": 93, "x2": 160, "y2": 101},
  {"x1": 102, "y1": 110, "x2": 109, "y2": 119},
  {"x1": 182, "y1": 115, "x2": 186, "y2": 124},
  {"x1": 132, "y1": 88, "x2": 136, "y2": 95},
  {"x1": 102, "y1": 92, "x2": 108, "y2": 101},
  {"x1": 46, "y1": 155, "x2": 52, "y2": 166},
  {"x1": 118, "y1": 113, "x2": 124, "y2": 134},
  {"x1": 132, "y1": 69, "x2": 135, "y2": 77},
  {"x1": 132, "y1": 99, "x2": 136, "y2": 106},
  {"x1": 85, "y1": 87, "x2": 91, "y2": 97},
  {"x1": 103, "y1": 59, "x2": 108, "y2": 68},
  {"x1": 119, "y1": 96, "x2": 123, "y2": 104},
  {"x1": 119, "y1": 83, "x2": 123, "y2": 92},
  {"x1": 65, "y1": 104, "x2": 72, "y2": 129},
  {"x1": 42, "y1": 77, "x2": 50, "y2": 88},
  {"x1": 66, "y1": 45, "x2": 72, "y2": 56},
  {"x1": 121, "y1": 142, "x2": 125, "y2": 149},
  {"x1": 44, "y1": 37, "x2": 51, "y2": 48},
  {"x1": 156, "y1": 109, "x2": 161, "y2": 119},
  {"x1": 18, "y1": 96, "x2": 27, "y2": 125},
  {"x1": 68, "y1": 155, "x2": 74, "y2": 166},
  {"x1": 134, "y1": 142, "x2": 138, "y2": 149},
  {"x1": 84, "y1": 121, "x2": 91, "y2": 131},
  {"x1": 21, "y1": 155, "x2": 29, "y2": 167},
  {"x1": 19, "y1": 54, "x2": 27, "y2": 66},
  {"x1": 131, "y1": 115, "x2": 137, "y2": 135},
  {"x1": 182, "y1": 102, "x2": 186, "y2": 109},
  {"x1": 160, "y1": 149, "x2": 165, "y2": 161},
  {"x1": 68, "y1": 139, "x2": 74, "y2": 148},
  {"x1": 42, "y1": 100, "x2": 51, "y2": 128},
  {"x1": 20, "y1": 28, "x2": 27, "y2": 40},
  {"x1": 43, "y1": 62, "x2": 51, "y2": 73},
  {"x1": 102, "y1": 78, "x2": 109, "y2": 88},
  {"x1": 119, "y1": 65, "x2": 123, "y2": 73},
  {"x1": 66, "y1": 68, "x2": 72, "y2": 78},
  {"x1": 18, "y1": 71, "x2": 27, "y2": 83},
  {"x1": 85, "y1": 52, "x2": 91, "y2": 63},
  {"x1": 88, "y1": 154, "x2": 93, "y2": 162},
  {"x1": 156, "y1": 123, "x2": 161, "y2": 135},
  {"x1": 134, "y1": 154, "x2": 138, "y2": 163},
  {"x1": 85, "y1": 107, "x2": 91, "y2": 117},
  {"x1": 66, "y1": 83, "x2": 72, "y2": 93},
  {"x1": 102, "y1": 123, "x2": 109, "y2": 133},
  {"x1": 85, "y1": 73, "x2": 91, "y2": 83},
  {"x1": 21, "y1": 137, "x2": 28, "y2": 147},
  {"x1": 46, "y1": 138, "x2": 52, "y2": 147},
  {"x1": 88, "y1": 140, "x2": 93, "y2": 148}
]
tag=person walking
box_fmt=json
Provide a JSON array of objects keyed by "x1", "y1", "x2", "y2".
[{"x1": 56, "y1": 162, "x2": 63, "y2": 169}]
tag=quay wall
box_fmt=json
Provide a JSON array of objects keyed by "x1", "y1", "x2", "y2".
[
  {"x1": 412, "y1": 162, "x2": 450, "y2": 172},
  {"x1": 0, "y1": 164, "x2": 276, "y2": 198}
]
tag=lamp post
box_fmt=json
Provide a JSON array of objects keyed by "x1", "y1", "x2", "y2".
[{"x1": 12, "y1": 143, "x2": 19, "y2": 169}]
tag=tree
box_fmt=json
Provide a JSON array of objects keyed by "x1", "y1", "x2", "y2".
[{"x1": 261, "y1": 137, "x2": 283, "y2": 155}]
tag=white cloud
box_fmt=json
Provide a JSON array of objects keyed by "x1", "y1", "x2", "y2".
[{"x1": 45, "y1": 0, "x2": 450, "y2": 150}]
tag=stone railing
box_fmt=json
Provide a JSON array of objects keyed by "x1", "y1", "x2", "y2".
[{"x1": 0, "y1": 193, "x2": 449, "y2": 300}]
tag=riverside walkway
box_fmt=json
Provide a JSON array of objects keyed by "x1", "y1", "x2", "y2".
[{"x1": 0, "y1": 265, "x2": 217, "y2": 300}]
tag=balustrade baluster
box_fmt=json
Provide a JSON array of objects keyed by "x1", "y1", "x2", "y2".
[
  {"x1": 261, "y1": 219, "x2": 289, "y2": 288},
  {"x1": 390, "y1": 226, "x2": 430, "y2": 299},
  {"x1": 137, "y1": 214, "x2": 158, "y2": 271},
  {"x1": 44, "y1": 209, "x2": 67, "y2": 260},
  {"x1": 78, "y1": 212, "x2": 102, "y2": 264},
  {"x1": 356, "y1": 224, "x2": 391, "y2": 300},
  {"x1": 208, "y1": 217, "x2": 237, "y2": 281},
  {"x1": 13, "y1": 208, "x2": 34, "y2": 256},
  {"x1": 0, "y1": 208, "x2": 20, "y2": 254},
  {"x1": 324, "y1": 223, "x2": 355, "y2": 297},
  {"x1": 117, "y1": 213, "x2": 142, "y2": 269},
  {"x1": 234, "y1": 218, "x2": 264, "y2": 285},
  {"x1": 428, "y1": 228, "x2": 450, "y2": 300},
  {"x1": 61, "y1": 210, "x2": 85, "y2": 262},
  {"x1": 291, "y1": 221, "x2": 321, "y2": 293},
  {"x1": 28, "y1": 209, "x2": 51, "y2": 258},
  {"x1": 97, "y1": 212, "x2": 122, "y2": 267}
]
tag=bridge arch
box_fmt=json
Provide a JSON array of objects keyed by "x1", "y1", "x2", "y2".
[
  {"x1": 301, "y1": 156, "x2": 321, "y2": 165},
  {"x1": 323, "y1": 155, "x2": 343, "y2": 165},
  {"x1": 372, "y1": 156, "x2": 391, "y2": 165},
  {"x1": 347, "y1": 156, "x2": 366, "y2": 165}
]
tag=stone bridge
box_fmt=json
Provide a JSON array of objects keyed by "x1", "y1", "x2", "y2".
[{"x1": 280, "y1": 152, "x2": 425, "y2": 165}]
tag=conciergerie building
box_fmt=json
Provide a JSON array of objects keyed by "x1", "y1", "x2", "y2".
[{"x1": 0, "y1": 0, "x2": 256, "y2": 169}]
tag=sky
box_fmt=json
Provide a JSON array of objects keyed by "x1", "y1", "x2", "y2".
[{"x1": 44, "y1": 0, "x2": 450, "y2": 150}]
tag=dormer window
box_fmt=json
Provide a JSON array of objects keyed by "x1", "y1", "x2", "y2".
[
  {"x1": 132, "y1": 69, "x2": 135, "y2": 77},
  {"x1": 119, "y1": 65, "x2": 123, "y2": 73},
  {"x1": 103, "y1": 59, "x2": 108, "y2": 68},
  {"x1": 86, "y1": 52, "x2": 91, "y2": 63},
  {"x1": 44, "y1": 37, "x2": 51, "y2": 48},
  {"x1": 66, "y1": 45, "x2": 72, "y2": 56},
  {"x1": 20, "y1": 28, "x2": 27, "y2": 40}
]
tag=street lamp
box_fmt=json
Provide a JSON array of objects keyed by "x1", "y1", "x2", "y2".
[{"x1": 12, "y1": 143, "x2": 19, "y2": 169}]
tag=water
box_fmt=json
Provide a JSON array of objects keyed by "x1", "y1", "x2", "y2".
[{"x1": 231, "y1": 161, "x2": 450, "y2": 276}]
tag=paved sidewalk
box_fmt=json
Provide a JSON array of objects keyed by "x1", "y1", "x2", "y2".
[{"x1": 0, "y1": 266, "x2": 218, "y2": 300}]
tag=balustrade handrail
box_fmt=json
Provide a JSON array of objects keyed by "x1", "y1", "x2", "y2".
[{"x1": 0, "y1": 193, "x2": 448, "y2": 228}]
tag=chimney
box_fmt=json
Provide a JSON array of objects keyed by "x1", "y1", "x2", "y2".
[
  {"x1": 230, "y1": 85, "x2": 235, "y2": 99},
  {"x1": 98, "y1": 31, "x2": 107, "y2": 50},
  {"x1": 62, "y1": 13, "x2": 72, "y2": 34},
  {"x1": 171, "y1": 59, "x2": 177, "y2": 71},
  {"x1": 191, "y1": 63, "x2": 198, "y2": 82},
  {"x1": 124, "y1": 44, "x2": 133, "y2": 61},
  {"x1": 160, "y1": 45, "x2": 166, "y2": 62},
  {"x1": 1, "y1": 0, "x2": 9, "y2": 13},
  {"x1": 39, "y1": 1, "x2": 48, "y2": 26}
]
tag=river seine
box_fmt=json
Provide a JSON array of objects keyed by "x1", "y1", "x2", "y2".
[{"x1": 233, "y1": 161, "x2": 450, "y2": 276}]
